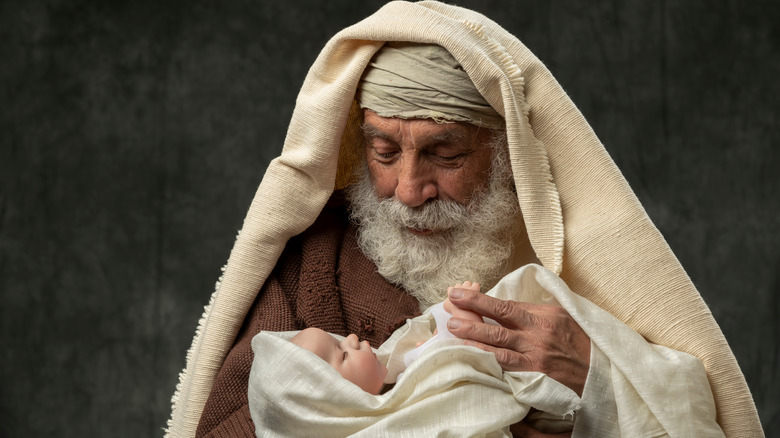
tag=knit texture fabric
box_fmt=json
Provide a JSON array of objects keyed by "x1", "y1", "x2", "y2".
[
  {"x1": 167, "y1": 2, "x2": 762, "y2": 437},
  {"x1": 194, "y1": 196, "x2": 420, "y2": 437}
]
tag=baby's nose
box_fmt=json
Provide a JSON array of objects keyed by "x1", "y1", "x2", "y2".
[{"x1": 343, "y1": 334, "x2": 359, "y2": 349}]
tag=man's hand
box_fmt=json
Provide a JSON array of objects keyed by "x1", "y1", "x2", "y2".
[{"x1": 444, "y1": 287, "x2": 590, "y2": 396}]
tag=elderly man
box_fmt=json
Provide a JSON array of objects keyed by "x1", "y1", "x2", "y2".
[{"x1": 166, "y1": 2, "x2": 762, "y2": 437}]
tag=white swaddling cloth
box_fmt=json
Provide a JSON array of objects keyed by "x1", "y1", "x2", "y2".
[
  {"x1": 400, "y1": 300, "x2": 499, "y2": 369},
  {"x1": 248, "y1": 264, "x2": 723, "y2": 437},
  {"x1": 399, "y1": 301, "x2": 462, "y2": 369}
]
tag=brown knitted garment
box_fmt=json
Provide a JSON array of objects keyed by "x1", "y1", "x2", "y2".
[{"x1": 195, "y1": 195, "x2": 421, "y2": 437}]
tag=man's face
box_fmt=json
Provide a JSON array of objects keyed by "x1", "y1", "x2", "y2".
[
  {"x1": 349, "y1": 111, "x2": 519, "y2": 308},
  {"x1": 362, "y1": 110, "x2": 494, "y2": 228}
]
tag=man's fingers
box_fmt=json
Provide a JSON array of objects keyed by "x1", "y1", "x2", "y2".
[
  {"x1": 448, "y1": 287, "x2": 533, "y2": 328},
  {"x1": 447, "y1": 317, "x2": 530, "y2": 369},
  {"x1": 461, "y1": 338, "x2": 529, "y2": 371}
]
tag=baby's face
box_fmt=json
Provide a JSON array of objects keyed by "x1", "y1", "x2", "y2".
[{"x1": 292, "y1": 327, "x2": 388, "y2": 395}]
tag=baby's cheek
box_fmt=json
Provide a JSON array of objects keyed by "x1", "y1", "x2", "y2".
[{"x1": 367, "y1": 358, "x2": 387, "y2": 393}]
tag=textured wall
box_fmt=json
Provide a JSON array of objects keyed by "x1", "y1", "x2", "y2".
[{"x1": 1, "y1": 0, "x2": 777, "y2": 436}]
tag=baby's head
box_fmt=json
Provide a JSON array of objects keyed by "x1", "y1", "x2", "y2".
[{"x1": 291, "y1": 327, "x2": 388, "y2": 395}]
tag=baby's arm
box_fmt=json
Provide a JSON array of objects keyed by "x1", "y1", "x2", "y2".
[{"x1": 443, "y1": 281, "x2": 483, "y2": 323}]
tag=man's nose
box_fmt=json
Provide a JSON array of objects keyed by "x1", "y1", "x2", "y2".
[{"x1": 395, "y1": 159, "x2": 436, "y2": 208}]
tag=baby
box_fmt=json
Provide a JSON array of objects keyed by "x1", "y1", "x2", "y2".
[
  {"x1": 290, "y1": 281, "x2": 484, "y2": 395},
  {"x1": 249, "y1": 267, "x2": 584, "y2": 437}
]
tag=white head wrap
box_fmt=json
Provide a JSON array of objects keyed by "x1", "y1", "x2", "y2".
[{"x1": 358, "y1": 42, "x2": 505, "y2": 129}]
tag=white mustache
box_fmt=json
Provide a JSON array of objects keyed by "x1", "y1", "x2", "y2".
[{"x1": 375, "y1": 197, "x2": 471, "y2": 232}]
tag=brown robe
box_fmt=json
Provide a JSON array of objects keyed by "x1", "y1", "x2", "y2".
[{"x1": 195, "y1": 194, "x2": 421, "y2": 437}]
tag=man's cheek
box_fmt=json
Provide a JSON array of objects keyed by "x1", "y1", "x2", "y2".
[{"x1": 369, "y1": 170, "x2": 395, "y2": 199}]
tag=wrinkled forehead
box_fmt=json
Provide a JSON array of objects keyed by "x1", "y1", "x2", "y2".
[{"x1": 360, "y1": 109, "x2": 487, "y2": 142}]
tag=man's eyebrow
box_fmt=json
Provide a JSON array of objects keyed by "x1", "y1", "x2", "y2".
[
  {"x1": 360, "y1": 123, "x2": 391, "y2": 140},
  {"x1": 429, "y1": 129, "x2": 467, "y2": 144},
  {"x1": 361, "y1": 122, "x2": 468, "y2": 144}
]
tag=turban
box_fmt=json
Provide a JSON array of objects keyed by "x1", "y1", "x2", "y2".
[{"x1": 358, "y1": 43, "x2": 505, "y2": 129}]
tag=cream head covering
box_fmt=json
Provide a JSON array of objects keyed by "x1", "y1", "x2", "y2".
[
  {"x1": 358, "y1": 42, "x2": 505, "y2": 129},
  {"x1": 166, "y1": 2, "x2": 762, "y2": 437}
]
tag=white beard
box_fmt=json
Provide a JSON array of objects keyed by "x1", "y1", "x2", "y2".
[{"x1": 346, "y1": 134, "x2": 520, "y2": 308}]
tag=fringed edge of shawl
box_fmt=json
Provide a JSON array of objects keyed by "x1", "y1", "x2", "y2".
[
  {"x1": 462, "y1": 18, "x2": 564, "y2": 275},
  {"x1": 164, "y1": 231, "x2": 235, "y2": 437}
]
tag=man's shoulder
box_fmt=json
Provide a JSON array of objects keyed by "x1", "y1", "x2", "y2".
[
  {"x1": 300, "y1": 189, "x2": 351, "y2": 237},
  {"x1": 322, "y1": 189, "x2": 350, "y2": 218},
  {"x1": 278, "y1": 189, "x2": 353, "y2": 261}
]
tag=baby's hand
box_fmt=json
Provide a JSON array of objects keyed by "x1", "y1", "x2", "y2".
[
  {"x1": 425, "y1": 282, "x2": 484, "y2": 342},
  {"x1": 443, "y1": 282, "x2": 483, "y2": 323}
]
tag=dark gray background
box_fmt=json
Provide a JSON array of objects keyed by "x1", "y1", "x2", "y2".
[{"x1": 2, "y1": 0, "x2": 778, "y2": 436}]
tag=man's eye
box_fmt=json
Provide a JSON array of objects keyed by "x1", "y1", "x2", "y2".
[
  {"x1": 373, "y1": 150, "x2": 398, "y2": 162},
  {"x1": 436, "y1": 154, "x2": 463, "y2": 162}
]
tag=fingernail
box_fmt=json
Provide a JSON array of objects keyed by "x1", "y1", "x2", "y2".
[
  {"x1": 449, "y1": 288, "x2": 464, "y2": 299},
  {"x1": 448, "y1": 318, "x2": 461, "y2": 329}
]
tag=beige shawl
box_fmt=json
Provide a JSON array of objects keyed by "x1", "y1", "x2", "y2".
[{"x1": 166, "y1": 1, "x2": 762, "y2": 436}]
